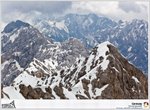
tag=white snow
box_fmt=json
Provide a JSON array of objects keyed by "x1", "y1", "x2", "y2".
[
  {"x1": 14, "y1": 72, "x2": 42, "y2": 87},
  {"x1": 132, "y1": 87, "x2": 135, "y2": 92},
  {"x1": 86, "y1": 41, "x2": 110, "y2": 72},
  {"x1": 1, "y1": 60, "x2": 9, "y2": 70},
  {"x1": 42, "y1": 48, "x2": 47, "y2": 53},
  {"x1": 95, "y1": 41, "x2": 111, "y2": 71},
  {"x1": 72, "y1": 81, "x2": 88, "y2": 98},
  {"x1": 56, "y1": 20, "x2": 69, "y2": 33},
  {"x1": 51, "y1": 85, "x2": 60, "y2": 99},
  {"x1": 44, "y1": 59, "x2": 58, "y2": 69},
  {"x1": 112, "y1": 67, "x2": 119, "y2": 73},
  {"x1": 100, "y1": 59, "x2": 109, "y2": 70},
  {"x1": 86, "y1": 54, "x2": 95, "y2": 72},
  {"x1": 88, "y1": 83, "x2": 109, "y2": 98},
  {"x1": 9, "y1": 31, "x2": 19, "y2": 43},
  {"x1": 40, "y1": 87, "x2": 46, "y2": 93},
  {"x1": 63, "y1": 87, "x2": 76, "y2": 99},
  {"x1": 15, "y1": 60, "x2": 24, "y2": 71},
  {"x1": 31, "y1": 58, "x2": 53, "y2": 75},
  {"x1": 139, "y1": 24, "x2": 144, "y2": 29},
  {"x1": 132, "y1": 76, "x2": 140, "y2": 83},
  {"x1": 88, "y1": 84, "x2": 93, "y2": 98},
  {"x1": 26, "y1": 62, "x2": 38, "y2": 73},
  {"x1": 128, "y1": 47, "x2": 132, "y2": 52},
  {"x1": 48, "y1": 20, "x2": 69, "y2": 33},
  {"x1": 94, "y1": 84, "x2": 109, "y2": 96},
  {"x1": 13, "y1": 52, "x2": 21, "y2": 56},
  {"x1": 84, "y1": 67, "x2": 97, "y2": 81},
  {"x1": 3, "y1": 86, "x2": 24, "y2": 99}
]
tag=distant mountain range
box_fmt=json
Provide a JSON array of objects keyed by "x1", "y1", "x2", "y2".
[
  {"x1": 33, "y1": 13, "x2": 148, "y2": 74},
  {"x1": 1, "y1": 13, "x2": 148, "y2": 99},
  {"x1": 1, "y1": 20, "x2": 88, "y2": 86}
]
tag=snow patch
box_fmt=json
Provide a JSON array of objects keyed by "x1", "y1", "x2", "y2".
[
  {"x1": 48, "y1": 20, "x2": 69, "y2": 33},
  {"x1": 3, "y1": 86, "x2": 24, "y2": 99},
  {"x1": 72, "y1": 81, "x2": 88, "y2": 98},
  {"x1": 15, "y1": 60, "x2": 24, "y2": 71},
  {"x1": 1, "y1": 60, "x2": 9, "y2": 70},
  {"x1": 14, "y1": 72, "x2": 42, "y2": 87},
  {"x1": 86, "y1": 41, "x2": 111, "y2": 72},
  {"x1": 44, "y1": 59, "x2": 58, "y2": 69},
  {"x1": 128, "y1": 47, "x2": 132, "y2": 52},
  {"x1": 9, "y1": 31, "x2": 19, "y2": 43},
  {"x1": 94, "y1": 84, "x2": 109, "y2": 96},
  {"x1": 112, "y1": 67, "x2": 119, "y2": 73},
  {"x1": 132, "y1": 76, "x2": 140, "y2": 83},
  {"x1": 63, "y1": 87, "x2": 76, "y2": 99}
]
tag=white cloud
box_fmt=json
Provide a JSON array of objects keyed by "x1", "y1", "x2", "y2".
[
  {"x1": 1, "y1": 1, "x2": 72, "y2": 24},
  {"x1": 68, "y1": 1, "x2": 148, "y2": 21},
  {"x1": 118, "y1": 1, "x2": 141, "y2": 13},
  {"x1": 0, "y1": 1, "x2": 148, "y2": 29}
]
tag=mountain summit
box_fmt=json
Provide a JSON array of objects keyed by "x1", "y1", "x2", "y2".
[
  {"x1": 63, "y1": 41, "x2": 148, "y2": 99},
  {"x1": 1, "y1": 20, "x2": 88, "y2": 86},
  {"x1": 2, "y1": 20, "x2": 30, "y2": 33}
]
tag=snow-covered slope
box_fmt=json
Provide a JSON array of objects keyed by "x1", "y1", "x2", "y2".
[
  {"x1": 2, "y1": 42, "x2": 148, "y2": 99},
  {"x1": 1, "y1": 20, "x2": 88, "y2": 86},
  {"x1": 2, "y1": 58, "x2": 76, "y2": 99},
  {"x1": 62, "y1": 41, "x2": 148, "y2": 99},
  {"x1": 33, "y1": 13, "x2": 148, "y2": 74}
]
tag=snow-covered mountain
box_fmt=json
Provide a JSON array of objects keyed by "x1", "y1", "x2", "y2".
[
  {"x1": 2, "y1": 42, "x2": 148, "y2": 99},
  {"x1": 1, "y1": 13, "x2": 148, "y2": 99},
  {"x1": 33, "y1": 13, "x2": 148, "y2": 74},
  {"x1": 1, "y1": 20, "x2": 88, "y2": 86},
  {"x1": 62, "y1": 42, "x2": 148, "y2": 99}
]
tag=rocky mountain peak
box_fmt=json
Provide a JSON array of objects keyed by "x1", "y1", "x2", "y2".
[
  {"x1": 1, "y1": 21, "x2": 88, "y2": 86},
  {"x1": 1, "y1": 16, "x2": 148, "y2": 100},
  {"x1": 63, "y1": 42, "x2": 148, "y2": 99},
  {"x1": 1, "y1": 22, "x2": 52, "y2": 86},
  {"x1": 1, "y1": 41, "x2": 148, "y2": 99},
  {"x1": 2, "y1": 20, "x2": 30, "y2": 33},
  {"x1": 33, "y1": 13, "x2": 147, "y2": 74}
]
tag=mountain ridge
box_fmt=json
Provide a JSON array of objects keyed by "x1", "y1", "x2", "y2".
[
  {"x1": 32, "y1": 13, "x2": 148, "y2": 74},
  {"x1": 2, "y1": 41, "x2": 148, "y2": 99}
]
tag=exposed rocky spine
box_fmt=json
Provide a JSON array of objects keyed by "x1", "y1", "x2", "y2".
[{"x1": 2, "y1": 42, "x2": 148, "y2": 99}]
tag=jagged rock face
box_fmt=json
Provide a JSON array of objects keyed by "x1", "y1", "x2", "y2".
[
  {"x1": 19, "y1": 84, "x2": 55, "y2": 99},
  {"x1": 34, "y1": 14, "x2": 148, "y2": 74},
  {"x1": 60, "y1": 38, "x2": 88, "y2": 67},
  {"x1": 2, "y1": 42, "x2": 148, "y2": 99},
  {"x1": 63, "y1": 42, "x2": 148, "y2": 99},
  {"x1": 1, "y1": 20, "x2": 148, "y2": 99},
  {"x1": 2, "y1": 58, "x2": 76, "y2": 99},
  {"x1": 1, "y1": 20, "x2": 88, "y2": 86},
  {"x1": 2, "y1": 20, "x2": 30, "y2": 33},
  {"x1": 105, "y1": 45, "x2": 148, "y2": 99},
  {"x1": 1, "y1": 21, "x2": 52, "y2": 86}
]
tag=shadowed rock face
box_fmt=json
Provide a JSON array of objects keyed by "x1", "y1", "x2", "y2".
[
  {"x1": 1, "y1": 21, "x2": 88, "y2": 86},
  {"x1": 98, "y1": 45, "x2": 148, "y2": 99},
  {"x1": 63, "y1": 43, "x2": 148, "y2": 99},
  {"x1": 1, "y1": 42, "x2": 148, "y2": 99},
  {"x1": 1, "y1": 25, "x2": 51, "y2": 86},
  {"x1": 19, "y1": 84, "x2": 55, "y2": 99},
  {"x1": 2, "y1": 20, "x2": 30, "y2": 33},
  {"x1": 1, "y1": 20, "x2": 148, "y2": 99},
  {"x1": 34, "y1": 14, "x2": 148, "y2": 74}
]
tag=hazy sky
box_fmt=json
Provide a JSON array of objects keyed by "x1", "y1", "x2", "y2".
[{"x1": 0, "y1": 1, "x2": 149, "y2": 30}]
